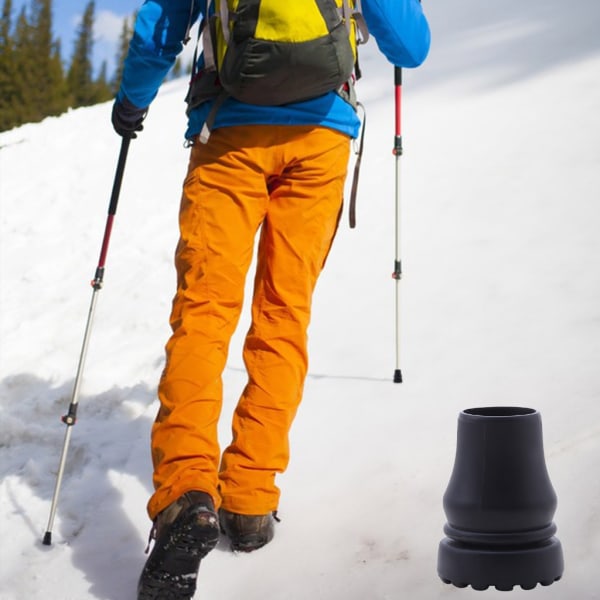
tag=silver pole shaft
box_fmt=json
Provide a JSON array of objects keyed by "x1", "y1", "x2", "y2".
[
  {"x1": 394, "y1": 152, "x2": 402, "y2": 375},
  {"x1": 43, "y1": 286, "x2": 101, "y2": 545}
]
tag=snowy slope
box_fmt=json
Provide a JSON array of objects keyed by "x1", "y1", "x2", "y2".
[{"x1": 1, "y1": 0, "x2": 600, "y2": 598}]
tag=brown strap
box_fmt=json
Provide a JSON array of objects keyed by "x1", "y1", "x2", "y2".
[{"x1": 349, "y1": 101, "x2": 366, "y2": 228}]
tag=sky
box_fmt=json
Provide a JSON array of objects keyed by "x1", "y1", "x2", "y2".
[{"x1": 1, "y1": 0, "x2": 600, "y2": 598}]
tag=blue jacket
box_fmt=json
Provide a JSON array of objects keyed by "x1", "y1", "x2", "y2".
[{"x1": 118, "y1": 0, "x2": 430, "y2": 140}]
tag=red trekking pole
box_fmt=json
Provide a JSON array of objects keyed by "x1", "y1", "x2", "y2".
[
  {"x1": 43, "y1": 136, "x2": 131, "y2": 545},
  {"x1": 392, "y1": 66, "x2": 403, "y2": 383}
]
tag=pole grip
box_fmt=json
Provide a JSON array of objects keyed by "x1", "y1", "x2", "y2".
[
  {"x1": 394, "y1": 66, "x2": 402, "y2": 86},
  {"x1": 394, "y1": 67, "x2": 402, "y2": 155},
  {"x1": 108, "y1": 136, "x2": 131, "y2": 216},
  {"x1": 95, "y1": 137, "x2": 131, "y2": 286}
]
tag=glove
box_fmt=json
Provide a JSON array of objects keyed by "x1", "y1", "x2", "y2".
[{"x1": 111, "y1": 96, "x2": 148, "y2": 138}]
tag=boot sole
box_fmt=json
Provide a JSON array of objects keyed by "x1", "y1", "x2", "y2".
[{"x1": 138, "y1": 506, "x2": 220, "y2": 600}]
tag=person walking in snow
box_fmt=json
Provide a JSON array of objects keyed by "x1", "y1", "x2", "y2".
[{"x1": 112, "y1": 1, "x2": 430, "y2": 598}]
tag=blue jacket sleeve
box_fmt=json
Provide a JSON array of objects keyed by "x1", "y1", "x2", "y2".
[
  {"x1": 362, "y1": 0, "x2": 431, "y2": 67},
  {"x1": 118, "y1": 0, "x2": 202, "y2": 108}
]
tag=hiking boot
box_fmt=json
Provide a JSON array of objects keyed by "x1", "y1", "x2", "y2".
[
  {"x1": 138, "y1": 491, "x2": 220, "y2": 600},
  {"x1": 219, "y1": 508, "x2": 277, "y2": 552}
]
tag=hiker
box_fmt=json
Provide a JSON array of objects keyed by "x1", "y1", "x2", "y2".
[{"x1": 112, "y1": 1, "x2": 430, "y2": 598}]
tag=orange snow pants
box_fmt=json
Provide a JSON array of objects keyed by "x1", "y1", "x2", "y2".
[{"x1": 148, "y1": 125, "x2": 350, "y2": 519}]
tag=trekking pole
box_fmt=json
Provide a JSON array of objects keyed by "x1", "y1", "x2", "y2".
[
  {"x1": 392, "y1": 66, "x2": 403, "y2": 384},
  {"x1": 43, "y1": 136, "x2": 131, "y2": 546}
]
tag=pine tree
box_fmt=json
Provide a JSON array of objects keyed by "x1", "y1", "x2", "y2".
[
  {"x1": 0, "y1": 0, "x2": 10, "y2": 48},
  {"x1": 29, "y1": 0, "x2": 67, "y2": 118},
  {"x1": 48, "y1": 37, "x2": 68, "y2": 113},
  {"x1": 0, "y1": 0, "x2": 17, "y2": 130},
  {"x1": 2, "y1": 0, "x2": 141, "y2": 131},
  {"x1": 111, "y1": 14, "x2": 133, "y2": 94},
  {"x1": 67, "y1": 0, "x2": 95, "y2": 107},
  {"x1": 11, "y1": 6, "x2": 36, "y2": 125},
  {"x1": 1, "y1": 0, "x2": 68, "y2": 131},
  {"x1": 92, "y1": 59, "x2": 112, "y2": 103}
]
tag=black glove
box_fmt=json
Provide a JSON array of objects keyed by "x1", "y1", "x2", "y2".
[{"x1": 111, "y1": 96, "x2": 148, "y2": 138}]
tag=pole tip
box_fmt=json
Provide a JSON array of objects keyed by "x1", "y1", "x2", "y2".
[
  {"x1": 393, "y1": 369, "x2": 403, "y2": 384},
  {"x1": 42, "y1": 531, "x2": 52, "y2": 546}
]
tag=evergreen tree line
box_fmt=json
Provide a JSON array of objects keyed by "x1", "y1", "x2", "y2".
[{"x1": 0, "y1": 0, "x2": 134, "y2": 132}]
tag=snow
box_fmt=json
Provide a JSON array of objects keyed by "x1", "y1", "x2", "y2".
[{"x1": 1, "y1": 0, "x2": 600, "y2": 598}]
